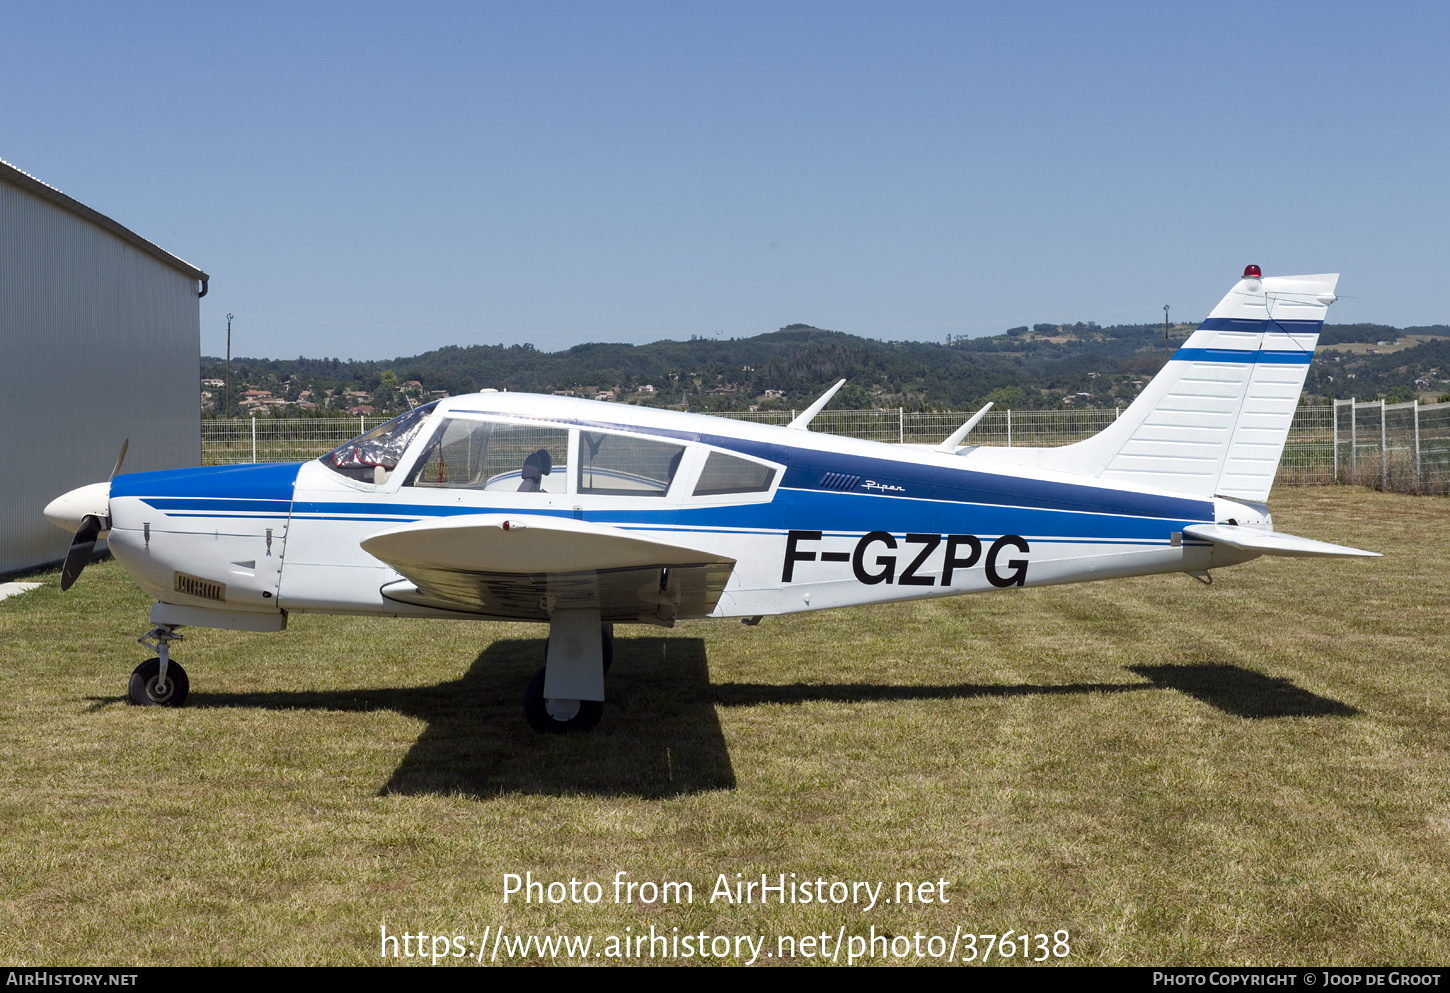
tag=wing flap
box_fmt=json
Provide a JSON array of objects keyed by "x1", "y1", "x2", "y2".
[
  {"x1": 1183, "y1": 524, "x2": 1380, "y2": 559},
  {"x1": 363, "y1": 514, "x2": 736, "y2": 622}
]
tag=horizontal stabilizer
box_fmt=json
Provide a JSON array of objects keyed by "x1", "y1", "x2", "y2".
[{"x1": 1182, "y1": 524, "x2": 1380, "y2": 559}]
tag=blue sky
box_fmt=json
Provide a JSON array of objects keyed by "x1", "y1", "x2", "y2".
[{"x1": 3, "y1": 2, "x2": 1447, "y2": 359}]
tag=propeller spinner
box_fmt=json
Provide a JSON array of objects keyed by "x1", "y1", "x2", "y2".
[{"x1": 47, "y1": 439, "x2": 128, "y2": 591}]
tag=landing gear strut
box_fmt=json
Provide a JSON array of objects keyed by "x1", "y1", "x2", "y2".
[
  {"x1": 131, "y1": 625, "x2": 189, "y2": 707},
  {"x1": 524, "y1": 615, "x2": 612, "y2": 734}
]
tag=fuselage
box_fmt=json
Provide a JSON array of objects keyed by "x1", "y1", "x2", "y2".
[{"x1": 102, "y1": 393, "x2": 1258, "y2": 626}]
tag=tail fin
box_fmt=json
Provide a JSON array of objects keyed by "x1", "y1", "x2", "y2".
[{"x1": 970, "y1": 268, "x2": 1338, "y2": 502}]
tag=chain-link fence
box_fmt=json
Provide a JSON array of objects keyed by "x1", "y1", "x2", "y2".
[
  {"x1": 1277, "y1": 403, "x2": 1336, "y2": 487},
  {"x1": 716, "y1": 407, "x2": 1125, "y2": 447},
  {"x1": 204, "y1": 404, "x2": 1446, "y2": 492},
  {"x1": 1334, "y1": 399, "x2": 1450, "y2": 495},
  {"x1": 202, "y1": 416, "x2": 388, "y2": 465}
]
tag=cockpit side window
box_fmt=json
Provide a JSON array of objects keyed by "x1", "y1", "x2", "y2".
[
  {"x1": 320, "y1": 402, "x2": 438, "y2": 484},
  {"x1": 692, "y1": 450, "x2": 777, "y2": 496},
  {"x1": 578, "y1": 432, "x2": 684, "y2": 497},
  {"x1": 406, "y1": 418, "x2": 569, "y2": 492}
]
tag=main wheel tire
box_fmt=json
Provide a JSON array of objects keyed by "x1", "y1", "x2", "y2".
[
  {"x1": 128, "y1": 657, "x2": 190, "y2": 707},
  {"x1": 523, "y1": 667, "x2": 603, "y2": 733}
]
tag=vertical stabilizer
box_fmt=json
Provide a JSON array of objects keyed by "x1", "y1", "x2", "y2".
[{"x1": 966, "y1": 268, "x2": 1338, "y2": 501}]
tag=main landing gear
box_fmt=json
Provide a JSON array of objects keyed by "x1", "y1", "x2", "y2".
[
  {"x1": 131, "y1": 624, "x2": 189, "y2": 707},
  {"x1": 121, "y1": 614, "x2": 617, "y2": 730},
  {"x1": 524, "y1": 614, "x2": 613, "y2": 734}
]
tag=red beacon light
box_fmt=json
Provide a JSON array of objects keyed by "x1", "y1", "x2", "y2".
[{"x1": 1243, "y1": 264, "x2": 1262, "y2": 279}]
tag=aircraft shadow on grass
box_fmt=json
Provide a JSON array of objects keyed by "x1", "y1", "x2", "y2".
[
  {"x1": 89, "y1": 640, "x2": 1357, "y2": 799},
  {"x1": 1127, "y1": 664, "x2": 1359, "y2": 720}
]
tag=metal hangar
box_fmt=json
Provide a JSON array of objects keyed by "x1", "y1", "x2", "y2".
[{"x1": 1, "y1": 158, "x2": 209, "y2": 574}]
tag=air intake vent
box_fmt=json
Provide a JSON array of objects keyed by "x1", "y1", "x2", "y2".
[
  {"x1": 818, "y1": 472, "x2": 861, "y2": 491},
  {"x1": 174, "y1": 572, "x2": 226, "y2": 602}
]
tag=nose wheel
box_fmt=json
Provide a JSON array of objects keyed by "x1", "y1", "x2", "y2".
[
  {"x1": 129, "y1": 657, "x2": 190, "y2": 707},
  {"x1": 131, "y1": 624, "x2": 189, "y2": 707}
]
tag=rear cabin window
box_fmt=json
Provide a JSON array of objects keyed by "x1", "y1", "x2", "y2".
[
  {"x1": 406, "y1": 419, "x2": 569, "y2": 492},
  {"x1": 578, "y1": 432, "x2": 684, "y2": 497},
  {"x1": 692, "y1": 450, "x2": 777, "y2": 496}
]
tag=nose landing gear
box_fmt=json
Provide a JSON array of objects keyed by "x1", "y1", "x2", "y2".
[{"x1": 131, "y1": 625, "x2": 189, "y2": 707}]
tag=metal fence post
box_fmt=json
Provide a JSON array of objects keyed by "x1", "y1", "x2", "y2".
[
  {"x1": 251, "y1": 415, "x2": 257, "y2": 464},
  {"x1": 899, "y1": 408, "x2": 904, "y2": 445},
  {"x1": 1381, "y1": 400, "x2": 1387, "y2": 491},
  {"x1": 1333, "y1": 400, "x2": 1339, "y2": 483},
  {"x1": 1006, "y1": 409, "x2": 1012, "y2": 448},
  {"x1": 1415, "y1": 400, "x2": 1421, "y2": 492},
  {"x1": 1350, "y1": 398, "x2": 1356, "y2": 477}
]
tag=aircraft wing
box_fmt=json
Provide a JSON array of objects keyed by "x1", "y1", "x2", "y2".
[
  {"x1": 1182, "y1": 524, "x2": 1380, "y2": 559},
  {"x1": 361, "y1": 514, "x2": 736, "y2": 624}
]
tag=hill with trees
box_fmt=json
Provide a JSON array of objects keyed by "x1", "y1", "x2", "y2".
[{"x1": 201, "y1": 321, "x2": 1450, "y2": 420}]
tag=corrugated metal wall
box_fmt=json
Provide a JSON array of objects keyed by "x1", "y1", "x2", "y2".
[{"x1": 0, "y1": 179, "x2": 201, "y2": 574}]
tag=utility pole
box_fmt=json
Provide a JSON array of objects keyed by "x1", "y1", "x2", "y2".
[
  {"x1": 225, "y1": 313, "x2": 233, "y2": 421},
  {"x1": 1163, "y1": 304, "x2": 1171, "y2": 357}
]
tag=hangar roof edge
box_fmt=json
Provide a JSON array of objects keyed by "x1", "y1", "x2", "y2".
[{"x1": 0, "y1": 158, "x2": 209, "y2": 284}]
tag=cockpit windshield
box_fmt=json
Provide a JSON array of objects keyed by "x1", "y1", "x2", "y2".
[{"x1": 320, "y1": 401, "x2": 439, "y2": 483}]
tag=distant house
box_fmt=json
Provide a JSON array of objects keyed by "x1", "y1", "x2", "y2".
[
  {"x1": 347, "y1": 405, "x2": 375, "y2": 415},
  {"x1": 594, "y1": 390, "x2": 616, "y2": 401},
  {"x1": 638, "y1": 384, "x2": 657, "y2": 394}
]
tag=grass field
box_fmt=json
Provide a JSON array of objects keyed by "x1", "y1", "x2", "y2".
[{"x1": 2, "y1": 486, "x2": 1447, "y2": 966}]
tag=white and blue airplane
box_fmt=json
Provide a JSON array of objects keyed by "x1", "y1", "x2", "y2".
[{"x1": 45, "y1": 267, "x2": 1376, "y2": 732}]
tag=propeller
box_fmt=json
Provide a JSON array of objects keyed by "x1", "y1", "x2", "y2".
[
  {"x1": 58, "y1": 439, "x2": 128, "y2": 592},
  {"x1": 110, "y1": 439, "x2": 128, "y2": 481},
  {"x1": 59, "y1": 515, "x2": 103, "y2": 591}
]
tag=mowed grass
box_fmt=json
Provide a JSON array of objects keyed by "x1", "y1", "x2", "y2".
[{"x1": 1, "y1": 486, "x2": 1447, "y2": 966}]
